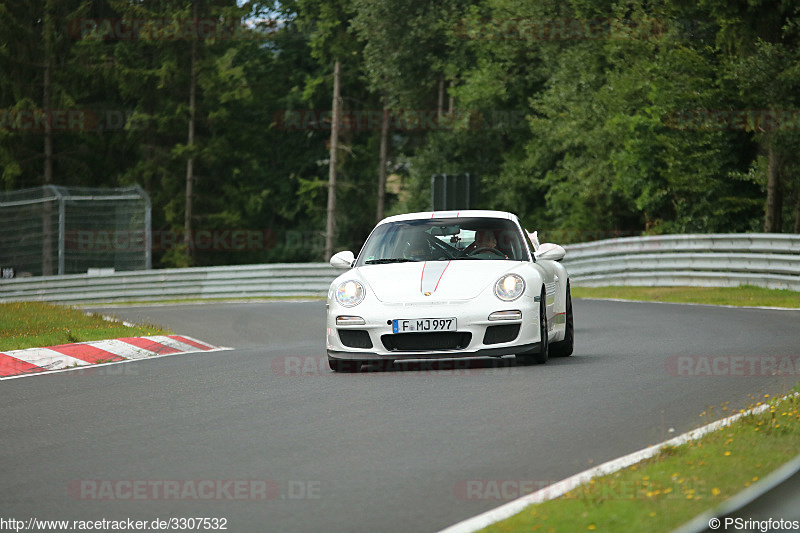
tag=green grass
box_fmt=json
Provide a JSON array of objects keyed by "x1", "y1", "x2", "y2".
[
  {"x1": 572, "y1": 285, "x2": 800, "y2": 309},
  {"x1": 0, "y1": 302, "x2": 170, "y2": 351},
  {"x1": 483, "y1": 389, "x2": 800, "y2": 532}
]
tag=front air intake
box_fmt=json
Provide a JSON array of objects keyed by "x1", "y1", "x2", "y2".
[
  {"x1": 338, "y1": 330, "x2": 373, "y2": 349},
  {"x1": 483, "y1": 324, "x2": 520, "y2": 345},
  {"x1": 381, "y1": 332, "x2": 472, "y2": 351}
]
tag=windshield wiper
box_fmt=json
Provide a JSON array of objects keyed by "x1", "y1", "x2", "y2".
[{"x1": 364, "y1": 258, "x2": 417, "y2": 265}]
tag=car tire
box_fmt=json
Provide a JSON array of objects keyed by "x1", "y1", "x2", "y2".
[
  {"x1": 328, "y1": 357, "x2": 366, "y2": 373},
  {"x1": 516, "y1": 289, "x2": 549, "y2": 366},
  {"x1": 550, "y1": 282, "x2": 574, "y2": 358}
]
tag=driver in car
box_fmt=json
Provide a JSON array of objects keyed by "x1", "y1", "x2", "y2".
[
  {"x1": 463, "y1": 229, "x2": 506, "y2": 258},
  {"x1": 402, "y1": 233, "x2": 431, "y2": 261}
]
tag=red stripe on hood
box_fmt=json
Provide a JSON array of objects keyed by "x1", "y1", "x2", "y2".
[
  {"x1": 420, "y1": 260, "x2": 452, "y2": 294},
  {"x1": 434, "y1": 261, "x2": 451, "y2": 292}
]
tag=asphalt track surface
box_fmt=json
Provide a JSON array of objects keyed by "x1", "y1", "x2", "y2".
[{"x1": 2, "y1": 299, "x2": 799, "y2": 532}]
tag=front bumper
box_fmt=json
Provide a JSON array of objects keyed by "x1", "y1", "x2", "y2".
[
  {"x1": 327, "y1": 343, "x2": 541, "y2": 361},
  {"x1": 326, "y1": 295, "x2": 541, "y2": 361}
]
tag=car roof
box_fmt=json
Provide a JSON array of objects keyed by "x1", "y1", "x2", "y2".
[{"x1": 378, "y1": 210, "x2": 518, "y2": 225}]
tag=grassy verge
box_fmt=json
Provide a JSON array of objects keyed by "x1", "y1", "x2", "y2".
[
  {"x1": 0, "y1": 302, "x2": 170, "y2": 351},
  {"x1": 483, "y1": 389, "x2": 800, "y2": 532},
  {"x1": 572, "y1": 285, "x2": 800, "y2": 309}
]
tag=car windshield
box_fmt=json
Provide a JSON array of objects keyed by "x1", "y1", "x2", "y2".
[{"x1": 356, "y1": 217, "x2": 531, "y2": 266}]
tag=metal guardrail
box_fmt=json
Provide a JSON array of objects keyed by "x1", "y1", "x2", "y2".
[
  {"x1": 0, "y1": 263, "x2": 339, "y2": 304},
  {"x1": 673, "y1": 451, "x2": 800, "y2": 533},
  {"x1": 0, "y1": 233, "x2": 798, "y2": 304},
  {"x1": 564, "y1": 233, "x2": 800, "y2": 258},
  {"x1": 563, "y1": 233, "x2": 800, "y2": 291}
]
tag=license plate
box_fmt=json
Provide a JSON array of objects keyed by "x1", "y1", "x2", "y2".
[{"x1": 392, "y1": 318, "x2": 457, "y2": 333}]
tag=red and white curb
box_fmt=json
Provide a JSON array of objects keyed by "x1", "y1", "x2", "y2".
[{"x1": 0, "y1": 335, "x2": 229, "y2": 380}]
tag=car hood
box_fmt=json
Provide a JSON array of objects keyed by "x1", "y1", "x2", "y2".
[{"x1": 357, "y1": 260, "x2": 520, "y2": 303}]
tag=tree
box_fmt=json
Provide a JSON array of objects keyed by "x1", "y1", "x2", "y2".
[
  {"x1": 351, "y1": 0, "x2": 484, "y2": 218},
  {"x1": 290, "y1": 0, "x2": 360, "y2": 259},
  {"x1": 700, "y1": 0, "x2": 800, "y2": 232}
]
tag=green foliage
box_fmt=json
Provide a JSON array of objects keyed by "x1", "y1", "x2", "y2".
[{"x1": 1, "y1": 0, "x2": 799, "y2": 271}]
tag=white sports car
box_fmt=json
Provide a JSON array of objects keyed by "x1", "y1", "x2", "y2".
[{"x1": 326, "y1": 210, "x2": 573, "y2": 372}]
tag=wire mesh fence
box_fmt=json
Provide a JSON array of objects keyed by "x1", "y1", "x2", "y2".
[{"x1": 0, "y1": 185, "x2": 151, "y2": 277}]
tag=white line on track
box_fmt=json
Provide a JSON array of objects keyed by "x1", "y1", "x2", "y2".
[{"x1": 437, "y1": 395, "x2": 796, "y2": 533}]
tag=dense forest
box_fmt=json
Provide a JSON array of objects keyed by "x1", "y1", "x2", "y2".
[{"x1": 1, "y1": 0, "x2": 799, "y2": 268}]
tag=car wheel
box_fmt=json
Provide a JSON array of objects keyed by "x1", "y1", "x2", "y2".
[
  {"x1": 516, "y1": 289, "x2": 549, "y2": 366},
  {"x1": 550, "y1": 282, "x2": 574, "y2": 357},
  {"x1": 328, "y1": 357, "x2": 366, "y2": 373}
]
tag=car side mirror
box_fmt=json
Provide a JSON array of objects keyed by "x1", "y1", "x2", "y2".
[
  {"x1": 534, "y1": 243, "x2": 566, "y2": 262},
  {"x1": 330, "y1": 250, "x2": 355, "y2": 269}
]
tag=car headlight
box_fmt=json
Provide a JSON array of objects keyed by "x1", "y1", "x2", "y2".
[
  {"x1": 494, "y1": 274, "x2": 525, "y2": 301},
  {"x1": 335, "y1": 280, "x2": 365, "y2": 307}
]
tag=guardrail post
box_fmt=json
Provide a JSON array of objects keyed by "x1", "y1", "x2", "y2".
[{"x1": 58, "y1": 195, "x2": 65, "y2": 276}]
